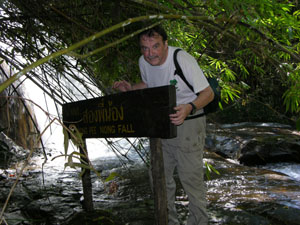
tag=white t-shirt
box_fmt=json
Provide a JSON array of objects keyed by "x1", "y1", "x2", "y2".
[{"x1": 139, "y1": 46, "x2": 209, "y2": 106}]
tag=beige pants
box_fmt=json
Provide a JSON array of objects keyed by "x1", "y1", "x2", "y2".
[{"x1": 161, "y1": 116, "x2": 207, "y2": 225}]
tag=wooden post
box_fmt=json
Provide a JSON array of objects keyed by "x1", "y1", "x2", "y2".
[
  {"x1": 62, "y1": 86, "x2": 176, "y2": 217},
  {"x1": 150, "y1": 138, "x2": 168, "y2": 225},
  {"x1": 79, "y1": 139, "x2": 94, "y2": 211}
]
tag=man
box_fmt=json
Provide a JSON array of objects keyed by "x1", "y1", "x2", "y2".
[{"x1": 113, "y1": 25, "x2": 214, "y2": 225}]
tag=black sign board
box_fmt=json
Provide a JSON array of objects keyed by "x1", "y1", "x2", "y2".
[{"x1": 62, "y1": 85, "x2": 177, "y2": 139}]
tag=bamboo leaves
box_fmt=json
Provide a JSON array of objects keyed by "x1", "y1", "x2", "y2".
[
  {"x1": 0, "y1": 14, "x2": 214, "y2": 94},
  {"x1": 283, "y1": 70, "x2": 300, "y2": 113},
  {"x1": 205, "y1": 162, "x2": 220, "y2": 180},
  {"x1": 1, "y1": 0, "x2": 299, "y2": 126}
]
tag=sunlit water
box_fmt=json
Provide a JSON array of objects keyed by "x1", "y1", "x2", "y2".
[
  {"x1": 261, "y1": 163, "x2": 300, "y2": 182},
  {"x1": 24, "y1": 78, "x2": 300, "y2": 184},
  {"x1": 23, "y1": 77, "x2": 132, "y2": 171}
]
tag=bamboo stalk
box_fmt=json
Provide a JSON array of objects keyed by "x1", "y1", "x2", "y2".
[{"x1": 0, "y1": 14, "x2": 213, "y2": 93}]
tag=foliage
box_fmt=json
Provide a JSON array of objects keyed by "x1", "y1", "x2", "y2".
[
  {"x1": 205, "y1": 162, "x2": 220, "y2": 180},
  {"x1": 0, "y1": 0, "x2": 299, "y2": 126},
  {"x1": 61, "y1": 123, "x2": 102, "y2": 178},
  {"x1": 165, "y1": 0, "x2": 300, "y2": 123},
  {"x1": 0, "y1": 1, "x2": 300, "y2": 223}
]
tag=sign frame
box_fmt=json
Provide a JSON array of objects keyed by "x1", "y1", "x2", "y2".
[{"x1": 62, "y1": 85, "x2": 177, "y2": 139}]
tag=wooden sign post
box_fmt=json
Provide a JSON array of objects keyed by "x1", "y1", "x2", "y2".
[
  {"x1": 63, "y1": 85, "x2": 176, "y2": 224},
  {"x1": 150, "y1": 138, "x2": 168, "y2": 225},
  {"x1": 63, "y1": 85, "x2": 176, "y2": 139}
]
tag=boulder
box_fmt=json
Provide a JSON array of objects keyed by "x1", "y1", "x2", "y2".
[
  {"x1": 239, "y1": 139, "x2": 300, "y2": 166},
  {"x1": 206, "y1": 123, "x2": 300, "y2": 166}
]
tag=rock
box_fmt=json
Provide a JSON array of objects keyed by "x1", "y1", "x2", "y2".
[
  {"x1": 1, "y1": 122, "x2": 300, "y2": 225},
  {"x1": 205, "y1": 151, "x2": 300, "y2": 225},
  {"x1": 268, "y1": 205, "x2": 300, "y2": 225},
  {"x1": 206, "y1": 123, "x2": 300, "y2": 166},
  {"x1": 21, "y1": 203, "x2": 55, "y2": 225},
  {"x1": 239, "y1": 139, "x2": 300, "y2": 166},
  {"x1": 1, "y1": 150, "x2": 300, "y2": 225},
  {"x1": 0, "y1": 132, "x2": 30, "y2": 168},
  {"x1": 64, "y1": 210, "x2": 119, "y2": 225},
  {"x1": 2, "y1": 211, "x2": 27, "y2": 225},
  {"x1": 0, "y1": 139, "x2": 12, "y2": 168}
]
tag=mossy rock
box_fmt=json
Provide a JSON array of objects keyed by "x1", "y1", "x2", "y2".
[{"x1": 65, "y1": 209, "x2": 123, "y2": 225}]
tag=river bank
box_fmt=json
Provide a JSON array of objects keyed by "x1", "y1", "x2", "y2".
[{"x1": 1, "y1": 123, "x2": 300, "y2": 224}]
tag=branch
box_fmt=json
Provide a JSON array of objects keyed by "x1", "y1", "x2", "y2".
[
  {"x1": 129, "y1": 0, "x2": 177, "y2": 13},
  {"x1": 238, "y1": 21, "x2": 300, "y2": 62},
  {"x1": 0, "y1": 14, "x2": 214, "y2": 93},
  {"x1": 69, "y1": 22, "x2": 161, "y2": 59},
  {"x1": 49, "y1": 4, "x2": 95, "y2": 34}
]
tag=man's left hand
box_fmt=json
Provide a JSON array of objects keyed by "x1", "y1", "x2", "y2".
[{"x1": 169, "y1": 104, "x2": 192, "y2": 125}]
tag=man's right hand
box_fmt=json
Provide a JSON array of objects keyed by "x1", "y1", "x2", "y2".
[{"x1": 112, "y1": 80, "x2": 132, "y2": 92}]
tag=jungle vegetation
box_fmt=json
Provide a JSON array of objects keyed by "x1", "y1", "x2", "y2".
[
  {"x1": 0, "y1": 1, "x2": 300, "y2": 223},
  {"x1": 0, "y1": 0, "x2": 299, "y2": 127}
]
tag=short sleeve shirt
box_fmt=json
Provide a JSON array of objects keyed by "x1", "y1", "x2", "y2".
[{"x1": 139, "y1": 46, "x2": 209, "y2": 105}]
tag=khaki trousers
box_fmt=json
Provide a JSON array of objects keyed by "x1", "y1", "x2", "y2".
[{"x1": 161, "y1": 116, "x2": 208, "y2": 225}]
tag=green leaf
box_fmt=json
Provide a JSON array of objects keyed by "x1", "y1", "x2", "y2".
[
  {"x1": 69, "y1": 124, "x2": 84, "y2": 148},
  {"x1": 105, "y1": 172, "x2": 120, "y2": 182},
  {"x1": 208, "y1": 164, "x2": 221, "y2": 175},
  {"x1": 205, "y1": 162, "x2": 220, "y2": 180}
]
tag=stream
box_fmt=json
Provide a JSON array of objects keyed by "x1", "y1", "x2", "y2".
[{"x1": 1, "y1": 123, "x2": 300, "y2": 225}]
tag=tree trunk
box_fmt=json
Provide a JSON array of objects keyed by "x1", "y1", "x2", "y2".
[{"x1": 150, "y1": 138, "x2": 168, "y2": 225}]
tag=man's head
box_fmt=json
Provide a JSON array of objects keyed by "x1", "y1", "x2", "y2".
[{"x1": 138, "y1": 26, "x2": 168, "y2": 66}]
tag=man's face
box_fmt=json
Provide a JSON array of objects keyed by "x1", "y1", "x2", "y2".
[{"x1": 140, "y1": 33, "x2": 168, "y2": 66}]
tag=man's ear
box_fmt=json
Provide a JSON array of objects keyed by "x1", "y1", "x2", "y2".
[{"x1": 164, "y1": 40, "x2": 168, "y2": 47}]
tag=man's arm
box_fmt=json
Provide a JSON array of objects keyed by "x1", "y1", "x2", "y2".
[
  {"x1": 191, "y1": 86, "x2": 215, "y2": 111},
  {"x1": 132, "y1": 81, "x2": 147, "y2": 90},
  {"x1": 113, "y1": 80, "x2": 147, "y2": 92},
  {"x1": 170, "y1": 86, "x2": 214, "y2": 125}
]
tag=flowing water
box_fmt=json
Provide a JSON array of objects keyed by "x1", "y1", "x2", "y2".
[
  {"x1": 1, "y1": 79, "x2": 300, "y2": 224},
  {"x1": 262, "y1": 162, "x2": 300, "y2": 181},
  {"x1": 2, "y1": 124, "x2": 300, "y2": 224}
]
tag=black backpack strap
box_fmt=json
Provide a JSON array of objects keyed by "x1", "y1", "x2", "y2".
[
  {"x1": 173, "y1": 49, "x2": 194, "y2": 92},
  {"x1": 173, "y1": 48, "x2": 205, "y2": 119}
]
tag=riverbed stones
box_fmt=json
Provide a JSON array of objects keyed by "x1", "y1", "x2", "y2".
[
  {"x1": 206, "y1": 122, "x2": 300, "y2": 166},
  {"x1": 1, "y1": 122, "x2": 300, "y2": 224},
  {"x1": 239, "y1": 139, "x2": 300, "y2": 166}
]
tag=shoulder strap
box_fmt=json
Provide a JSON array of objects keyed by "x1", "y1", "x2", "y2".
[
  {"x1": 174, "y1": 49, "x2": 205, "y2": 119},
  {"x1": 173, "y1": 48, "x2": 194, "y2": 92}
]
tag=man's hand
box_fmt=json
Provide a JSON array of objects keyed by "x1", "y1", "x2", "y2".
[
  {"x1": 169, "y1": 104, "x2": 192, "y2": 125},
  {"x1": 113, "y1": 81, "x2": 147, "y2": 92},
  {"x1": 112, "y1": 80, "x2": 132, "y2": 92}
]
